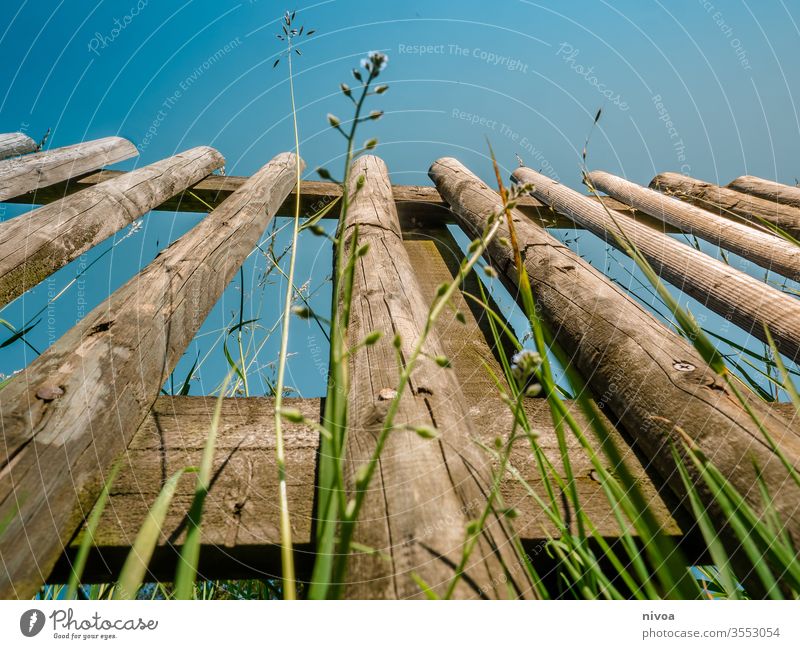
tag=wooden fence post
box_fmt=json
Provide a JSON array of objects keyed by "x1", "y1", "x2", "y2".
[
  {"x1": 651, "y1": 172, "x2": 800, "y2": 238},
  {"x1": 338, "y1": 155, "x2": 537, "y2": 599},
  {"x1": 0, "y1": 132, "x2": 37, "y2": 160},
  {"x1": 0, "y1": 146, "x2": 224, "y2": 307},
  {"x1": 0, "y1": 136, "x2": 138, "y2": 201},
  {"x1": 728, "y1": 175, "x2": 800, "y2": 209},
  {"x1": 0, "y1": 152, "x2": 301, "y2": 599},
  {"x1": 430, "y1": 157, "x2": 800, "y2": 566},
  {"x1": 586, "y1": 170, "x2": 800, "y2": 281},
  {"x1": 513, "y1": 166, "x2": 800, "y2": 362}
]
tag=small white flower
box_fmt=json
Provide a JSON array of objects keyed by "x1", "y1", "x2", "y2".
[
  {"x1": 511, "y1": 349, "x2": 542, "y2": 383},
  {"x1": 362, "y1": 51, "x2": 388, "y2": 73}
]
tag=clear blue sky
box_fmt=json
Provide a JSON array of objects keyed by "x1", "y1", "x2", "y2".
[{"x1": 2, "y1": 0, "x2": 799, "y2": 396}]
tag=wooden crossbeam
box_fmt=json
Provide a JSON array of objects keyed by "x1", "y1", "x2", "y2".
[
  {"x1": 50, "y1": 395, "x2": 685, "y2": 584},
  {"x1": 2, "y1": 167, "x2": 683, "y2": 232}
]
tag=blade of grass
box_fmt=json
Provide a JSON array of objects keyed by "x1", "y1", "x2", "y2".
[
  {"x1": 114, "y1": 467, "x2": 197, "y2": 599},
  {"x1": 66, "y1": 461, "x2": 122, "y2": 600},
  {"x1": 174, "y1": 371, "x2": 233, "y2": 599}
]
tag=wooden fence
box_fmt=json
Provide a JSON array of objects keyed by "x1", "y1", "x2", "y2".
[{"x1": 0, "y1": 133, "x2": 798, "y2": 599}]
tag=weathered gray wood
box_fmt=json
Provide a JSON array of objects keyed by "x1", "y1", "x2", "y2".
[
  {"x1": 587, "y1": 170, "x2": 800, "y2": 282},
  {"x1": 339, "y1": 155, "x2": 536, "y2": 599},
  {"x1": 0, "y1": 136, "x2": 138, "y2": 201},
  {"x1": 430, "y1": 157, "x2": 800, "y2": 572},
  {"x1": 0, "y1": 152, "x2": 301, "y2": 599},
  {"x1": 514, "y1": 166, "x2": 800, "y2": 362},
  {"x1": 0, "y1": 132, "x2": 37, "y2": 160},
  {"x1": 52, "y1": 394, "x2": 684, "y2": 583},
  {"x1": 651, "y1": 172, "x2": 800, "y2": 238},
  {"x1": 0, "y1": 146, "x2": 223, "y2": 308},
  {"x1": 728, "y1": 175, "x2": 800, "y2": 209},
  {"x1": 3, "y1": 167, "x2": 685, "y2": 231}
]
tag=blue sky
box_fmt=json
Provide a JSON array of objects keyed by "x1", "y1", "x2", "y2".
[{"x1": 1, "y1": 0, "x2": 799, "y2": 396}]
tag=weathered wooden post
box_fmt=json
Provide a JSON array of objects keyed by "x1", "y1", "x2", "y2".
[
  {"x1": 728, "y1": 175, "x2": 800, "y2": 209},
  {"x1": 339, "y1": 155, "x2": 537, "y2": 599},
  {"x1": 0, "y1": 132, "x2": 37, "y2": 160},
  {"x1": 651, "y1": 172, "x2": 800, "y2": 238},
  {"x1": 0, "y1": 136, "x2": 138, "y2": 201}
]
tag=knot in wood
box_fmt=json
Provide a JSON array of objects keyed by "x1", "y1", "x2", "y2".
[{"x1": 36, "y1": 384, "x2": 64, "y2": 401}]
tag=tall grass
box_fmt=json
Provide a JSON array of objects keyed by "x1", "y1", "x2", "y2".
[{"x1": 270, "y1": 8, "x2": 315, "y2": 600}]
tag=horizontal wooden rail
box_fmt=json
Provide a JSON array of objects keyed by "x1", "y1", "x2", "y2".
[
  {"x1": 0, "y1": 136, "x2": 138, "y2": 201},
  {"x1": 1, "y1": 166, "x2": 683, "y2": 232},
  {"x1": 431, "y1": 157, "x2": 800, "y2": 581},
  {"x1": 51, "y1": 395, "x2": 684, "y2": 584},
  {"x1": 516, "y1": 166, "x2": 800, "y2": 362},
  {"x1": 728, "y1": 175, "x2": 800, "y2": 209},
  {"x1": 0, "y1": 132, "x2": 37, "y2": 160},
  {"x1": 0, "y1": 152, "x2": 301, "y2": 599},
  {"x1": 0, "y1": 146, "x2": 223, "y2": 308},
  {"x1": 651, "y1": 172, "x2": 800, "y2": 238},
  {"x1": 587, "y1": 171, "x2": 800, "y2": 281}
]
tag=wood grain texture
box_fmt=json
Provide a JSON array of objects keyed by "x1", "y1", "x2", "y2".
[
  {"x1": 728, "y1": 175, "x2": 800, "y2": 209},
  {"x1": 339, "y1": 155, "x2": 536, "y2": 599},
  {"x1": 0, "y1": 136, "x2": 138, "y2": 201},
  {"x1": 0, "y1": 146, "x2": 224, "y2": 308},
  {"x1": 651, "y1": 171, "x2": 800, "y2": 238},
  {"x1": 514, "y1": 166, "x2": 800, "y2": 362},
  {"x1": 588, "y1": 171, "x2": 800, "y2": 282},
  {"x1": 0, "y1": 132, "x2": 37, "y2": 160},
  {"x1": 2, "y1": 167, "x2": 684, "y2": 231},
  {"x1": 54, "y1": 232, "x2": 682, "y2": 585},
  {"x1": 430, "y1": 157, "x2": 800, "y2": 569},
  {"x1": 52, "y1": 397, "x2": 321, "y2": 583},
  {"x1": 402, "y1": 230, "x2": 681, "y2": 543},
  {"x1": 0, "y1": 152, "x2": 301, "y2": 599},
  {"x1": 51, "y1": 394, "x2": 685, "y2": 584}
]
